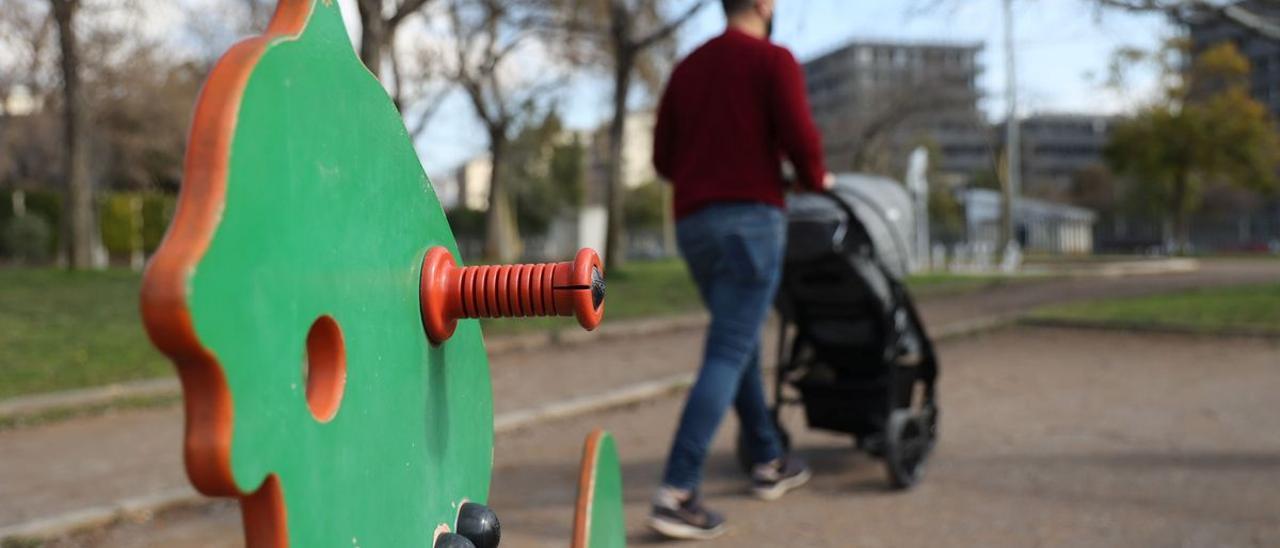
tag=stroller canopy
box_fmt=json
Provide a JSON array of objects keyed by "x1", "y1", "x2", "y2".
[{"x1": 787, "y1": 173, "x2": 918, "y2": 280}]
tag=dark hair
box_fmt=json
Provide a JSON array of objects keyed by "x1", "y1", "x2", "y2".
[{"x1": 722, "y1": 0, "x2": 752, "y2": 16}]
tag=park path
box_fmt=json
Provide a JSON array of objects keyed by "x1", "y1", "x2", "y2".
[
  {"x1": 43, "y1": 326, "x2": 1280, "y2": 547},
  {"x1": 1, "y1": 258, "x2": 1278, "y2": 539}
]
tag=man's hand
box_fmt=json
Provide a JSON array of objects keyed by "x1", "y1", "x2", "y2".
[{"x1": 822, "y1": 172, "x2": 836, "y2": 190}]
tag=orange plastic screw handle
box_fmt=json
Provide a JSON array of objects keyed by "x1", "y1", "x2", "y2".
[{"x1": 420, "y1": 247, "x2": 605, "y2": 344}]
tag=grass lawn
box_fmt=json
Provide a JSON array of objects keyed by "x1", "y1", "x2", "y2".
[
  {"x1": 0, "y1": 261, "x2": 704, "y2": 399},
  {"x1": 0, "y1": 269, "x2": 170, "y2": 400},
  {"x1": 1032, "y1": 282, "x2": 1280, "y2": 333},
  {"x1": 0, "y1": 260, "x2": 1043, "y2": 400}
]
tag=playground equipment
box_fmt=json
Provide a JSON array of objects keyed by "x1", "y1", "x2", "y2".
[{"x1": 140, "y1": 1, "x2": 623, "y2": 545}]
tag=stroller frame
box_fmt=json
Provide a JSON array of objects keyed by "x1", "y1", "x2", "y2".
[{"x1": 740, "y1": 191, "x2": 940, "y2": 489}]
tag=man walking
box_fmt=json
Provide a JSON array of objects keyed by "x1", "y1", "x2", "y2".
[{"x1": 648, "y1": 0, "x2": 830, "y2": 540}]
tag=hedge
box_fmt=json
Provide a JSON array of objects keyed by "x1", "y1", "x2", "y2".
[{"x1": 0, "y1": 189, "x2": 175, "y2": 262}]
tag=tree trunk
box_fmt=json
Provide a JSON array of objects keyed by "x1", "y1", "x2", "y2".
[
  {"x1": 387, "y1": 27, "x2": 405, "y2": 111},
  {"x1": 1170, "y1": 171, "x2": 1190, "y2": 255},
  {"x1": 53, "y1": 0, "x2": 94, "y2": 270},
  {"x1": 997, "y1": 147, "x2": 1013, "y2": 258},
  {"x1": 603, "y1": 41, "x2": 633, "y2": 270},
  {"x1": 358, "y1": 0, "x2": 388, "y2": 79},
  {"x1": 483, "y1": 134, "x2": 520, "y2": 262}
]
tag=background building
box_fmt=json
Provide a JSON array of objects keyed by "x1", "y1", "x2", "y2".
[
  {"x1": 432, "y1": 154, "x2": 492, "y2": 211},
  {"x1": 803, "y1": 39, "x2": 990, "y2": 185},
  {"x1": 962, "y1": 188, "x2": 1096, "y2": 255},
  {"x1": 996, "y1": 114, "x2": 1117, "y2": 200}
]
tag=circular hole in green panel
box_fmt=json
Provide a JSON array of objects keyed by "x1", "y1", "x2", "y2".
[{"x1": 305, "y1": 315, "x2": 347, "y2": 423}]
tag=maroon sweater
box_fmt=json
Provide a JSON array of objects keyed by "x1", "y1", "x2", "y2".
[{"x1": 653, "y1": 29, "x2": 827, "y2": 219}]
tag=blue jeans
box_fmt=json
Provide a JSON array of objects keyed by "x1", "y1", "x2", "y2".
[{"x1": 661, "y1": 203, "x2": 786, "y2": 490}]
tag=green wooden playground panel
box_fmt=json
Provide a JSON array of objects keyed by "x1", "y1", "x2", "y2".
[{"x1": 145, "y1": 1, "x2": 628, "y2": 546}]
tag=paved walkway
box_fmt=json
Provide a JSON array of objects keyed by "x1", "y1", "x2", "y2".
[
  {"x1": 42, "y1": 327, "x2": 1280, "y2": 547},
  {"x1": 2, "y1": 258, "x2": 1279, "y2": 541}
]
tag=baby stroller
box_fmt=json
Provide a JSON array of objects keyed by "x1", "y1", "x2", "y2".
[{"x1": 737, "y1": 174, "x2": 940, "y2": 489}]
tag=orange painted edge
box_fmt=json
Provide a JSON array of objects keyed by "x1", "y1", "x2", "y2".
[
  {"x1": 242, "y1": 475, "x2": 290, "y2": 548},
  {"x1": 571, "y1": 428, "x2": 606, "y2": 548},
  {"x1": 138, "y1": 1, "x2": 315, "y2": 546},
  {"x1": 572, "y1": 248, "x2": 605, "y2": 330}
]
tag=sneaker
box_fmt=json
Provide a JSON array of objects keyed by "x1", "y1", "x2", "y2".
[
  {"x1": 647, "y1": 487, "x2": 727, "y2": 540},
  {"x1": 751, "y1": 455, "x2": 812, "y2": 501}
]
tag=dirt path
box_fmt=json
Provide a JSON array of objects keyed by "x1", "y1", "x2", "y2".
[
  {"x1": 6, "y1": 258, "x2": 1279, "y2": 544},
  {"x1": 42, "y1": 327, "x2": 1280, "y2": 547}
]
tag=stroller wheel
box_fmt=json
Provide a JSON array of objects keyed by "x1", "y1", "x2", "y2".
[
  {"x1": 884, "y1": 408, "x2": 935, "y2": 489},
  {"x1": 735, "y1": 424, "x2": 791, "y2": 474},
  {"x1": 854, "y1": 433, "x2": 886, "y2": 458}
]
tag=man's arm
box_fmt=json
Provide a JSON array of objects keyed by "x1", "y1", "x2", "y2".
[
  {"x1": 652, "y1": 79, "x2": 677, "y2": 182},
  {"x1": 769, "y1": 48, "x2": 829, "y2": 192}
]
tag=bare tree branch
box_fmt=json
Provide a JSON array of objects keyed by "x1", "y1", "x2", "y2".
[
  {"x1": 635, "y1": 0, "x2": 709, "y2": 50},
  {"x1": 1096, "y1": 0, "x2": 1280, "y2": 40},
  {"x1": 390, "y1": 0, "x2": 434, "y2": 26},
  {"x1": 443, "y1": 0, "x2": 565, "y2": 261}
]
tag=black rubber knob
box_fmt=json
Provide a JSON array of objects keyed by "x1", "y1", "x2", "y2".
[
  {"x1": 435, "y1": 532, "x2": 476, "y2": 548},
  {"x1": 456, "y1": 502, "x2": 501, "y2": 548},
  {"x1": 591, "y1": 267, "x2": 606, "y2": 310}
]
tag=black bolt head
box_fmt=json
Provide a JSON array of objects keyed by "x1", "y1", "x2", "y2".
[
  {"x1": 434, "y1": 532, "x2": 476, "y2": 548},
  {"x1": 456, "y1": 502, "x2": 501, "y2": 548},
  {"x1": 590, "y1": 267, "x2": 606, "y2": 311}
]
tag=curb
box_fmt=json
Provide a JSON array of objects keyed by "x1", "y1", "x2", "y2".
[
  {"x1": 484, "y1": 313, "x2": 708, "y2": 354},
  {"x1": 0, "y1": 378, "x2": 180, "y2": 425},
  {"x1": 930, "y1": 313, "x2": 1020, "y2": 340},
  {"x1": 495, "y1": 372, "x2": 695, "y2": 434},
  {"x1": 1019, "y1": 316, "x2": 1280, "y2": 339},
  {"x1": 1020, "y1": 258, "x2": 1200, "y2": 278},
  {"x1": 0, "y1": 374, "x2": 698, "y2": 544},
  {"x1": 0, "y1": 313, "x2": 710, "y2": 427},
  {"x1": 0, "y1": 488, "x2": 201, "y2": 543},
  {"x1": 0, "y1": 312, "x2": 1013, "y2": 544}
]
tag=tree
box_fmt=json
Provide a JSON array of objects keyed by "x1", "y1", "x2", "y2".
[
  {"x1": 910, "y1": 0, "x2": 1280, "y2": 38},
  {"x1": 358, "y1": 0, "x2": 442, "y2": 112},
  {"x1": 356, "y1": 0, "x2": 434, "y2": 81},
  {"x1": 1106, "y1": 41, "x2": 1280, "y2": 253},
  {"x1": 0, "y1": 0, "x2": 55, "y2": 209},
  {"x1": 1069, "y1": 164, "x2": 1119, "y2": 213},
  {"x1": 444, "y1": 0, "x2": 561, "y2": 262},
  {"x1": 830, "y1": 78, "x2": 984, "y2": 175},
  {"x1": 90, "y1": 44, "x2": 203, "y2": 192},
  {"x1": 912, "y1": 140, "x2": 965, "y2": 244},
  {"x1": 624, "y1": 179, "x2": 664, "y2": 231},
  {"x1": 182, "y1": 0, "x2": 274, "y2": 71},
  {"x1": 504, "y1": 109, "x2": 584, "y2": 234},
  {"x1": 542, "y1": 0, "x2": 710, "y2": 268},
  {"x1": 50, "y1": 0, "x2": 95, "y2": 268},
  {"x1": 1093, "y1": 1, "x2": 1280, "y2": 40},
  {"x1": 0, "y1": 0, "x2": 53, "y2": 110}
]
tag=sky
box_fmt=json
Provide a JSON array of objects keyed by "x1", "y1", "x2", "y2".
[{"x1": 413, "y1": 0, "x2": 1175, "y2": 176}]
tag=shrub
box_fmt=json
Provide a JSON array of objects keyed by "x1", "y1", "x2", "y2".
[
  {"x1": 99, "y1": 192, "x2": 177, "y2": 258},
  {"x1": 2, "y1": 214, "x2": 53, "y2": 264},
  {"x1": 142, "y1": 194, "x2": 174, "y2": 252},
  {"x1": 100, "y1": 194, "x2": 140, "y2": 257}
]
